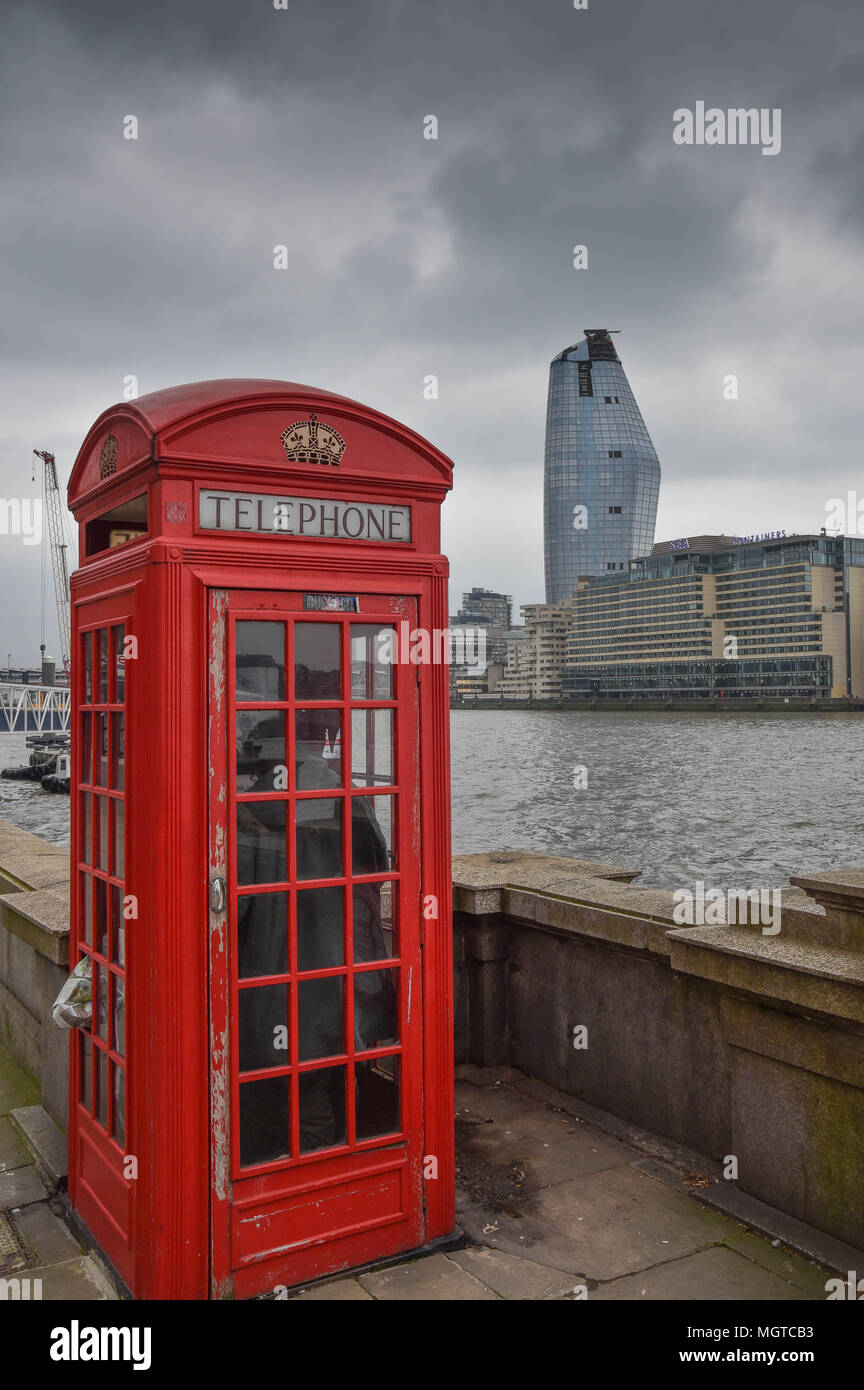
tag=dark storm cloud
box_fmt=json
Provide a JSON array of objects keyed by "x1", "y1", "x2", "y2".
[{"x1": 1, "y1": 0, "x2": 863, "y2": 658}]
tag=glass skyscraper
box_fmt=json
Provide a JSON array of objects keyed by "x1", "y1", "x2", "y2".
[{"x1": 543, "y1": 330, "x2": 661, "y2": 603}]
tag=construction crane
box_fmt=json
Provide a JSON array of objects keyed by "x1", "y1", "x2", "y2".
[{"x1": 32, "y1": 450, "x2": 72, "y2": 675}]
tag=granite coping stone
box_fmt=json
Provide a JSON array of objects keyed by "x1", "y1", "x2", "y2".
[{"x1": 0, "y1": 884, "x2": 71, "y2": 964}]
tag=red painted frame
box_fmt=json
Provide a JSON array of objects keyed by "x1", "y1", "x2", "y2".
[{"x1": 66, "y1": 381, "x2": 454, "y2": 1299}]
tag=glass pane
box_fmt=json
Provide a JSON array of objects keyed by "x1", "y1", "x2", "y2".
[
  {"x1": 114, "y1": 800, "x2": 124, "y2": 878},
  {"x1": 351, "y1": 708, "x2": 393, "y2": 786},
  {"x1": 111, "y1": 713, "x2": 124, "y2": 790},
  {"x1": 95, "y1": 963, "x2": 109, "y2": 1041},
  {"x1": 110, "y1": 884, "x2": 124, "y2": 966},
  {"x1": 82, "y1": 631, "x2": 93, "y2": 702},
  {"x1": 235, "y1": 621, "x2": 285, "y2": 701},
  {"x1": 294, "y1": 623, "x2": 340, "y2": 699},
  {"x1": 236, "y1": 802, "x2": 286, "y2": 885},
  {"x1": 296, "y1": 709, "x2": 343, "y2": 787},
  {"x1": 93, "y1": 714, "x2": 107, "y2": 787},
  {"x1": 80, "y1": 1033, "x2": 92, "y2": 1110},
  {"x1": 236, "y1": 712, "x2": 286, "y2": 792},
  {"x1": 352, "y1": 794, "x2": 394, "y2": 873},
  {"x1": 238, "y1": 983, "x2": 290, "y2": 1072},
  {"x1": 94, "y1": 877, "x2": 108, "y2": 957},
  {"x1": 296, "y1": 799, "x2": 342, "y2": 881},
  {"x1": 113, "y1": 625, "x2": 125, "y2": 704},
  {"x1": 81, "y1": 793, "x2": 92, "y2": 864},
  {"x1": 350, "y1": 625, "x2": 393, "y2": 700},
  {"x1": 239, "y1": 1074, "x2": 291, "y2": 1167},
  {"x1": 81, "y1": 712, "x2": 92, "y2": 785},
  {"x1": 99, "y1": 629, "x2": 109, "y2": 703},
  {"x1": 356, "y1": 1055, "x2": 400, "y2": 1140},
  {"x1": 297, "y1": 886, "x2": 344, "y2": 971},
  {"x1": 98, "y1": 797, "x2": 110, "y2": 873},
  {"x1": 237, "y1": 892, "x2": 288, "y2": 979},
  {"x1": 113, "y1": 974, "x2": 125, "y2": 1057},
  {"x1": 96, "y1": 1049, "x2": 108, "y2": 1127},
  {"x1": 299, "y1": 1066, "x2": 346, "y2": 1154},
  {"x1": 298, "y1": 976, "x2": 344, "y2": 1061},
  {"x1": 353, "y1": 881, "x2": 396, "y2": 962},
  {"x1": 112, "y1": 1065, "x2": 125, "y2": 1146},
  {"x1": 81, "y1": 873, "x2": 92, "y2": 946},
  {"x1": 354, "y1": 968, "x2": 398, "y2": 1050}
]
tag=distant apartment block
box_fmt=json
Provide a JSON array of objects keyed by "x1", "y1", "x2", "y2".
[
  {"x1": 453, "y1": 587, "x2": 514, "y2": 631},
  {"x1": 564, "y1": 533, "x2": 864, "y2": 699},
  {"x1": 498, "y1": 602, "x2": 571, "y2": 700}
]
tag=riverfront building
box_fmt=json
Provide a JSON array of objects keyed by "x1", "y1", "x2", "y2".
[
  {"x1": 564, "y1": 532, "x2": 864, "y2": 700},
  {"x1": 497, "y1": 602, "x2": 571, "y2": 701},
  {"x1": 543, "y1": 330, "x2": 661, "y2": 603}
]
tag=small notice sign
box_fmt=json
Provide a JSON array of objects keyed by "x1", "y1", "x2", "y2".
[
  {"x1": 199, "y1": 490, "x2": 411, "y2": 543},
  {"x1": 303, "y1": 595, "x2": 359, "y2": 612}
]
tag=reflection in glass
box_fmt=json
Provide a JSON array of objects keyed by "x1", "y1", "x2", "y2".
[
  {"x1": 80, "y1": 1033, "x2": 92, "y2": 1109},
  {"x1": 113, "y1": 975, "x2": 125, "y2": 1056},
  {"x1": 113, "y1": 625, "x2": 125, "y2": 704},
  {"x1": 96, "y1": 1050, "x2": 108, "y2": 1126},
  {"x1": 99, "y1": 629, "x2": 109, "y2": 703},
  {"x1": 354, "y1": 968, "x2": 398, "y2": 1051},
  {"x1": 350, "y1": 625, "x2": 393, "y2": 700},
  {"x1": 95, "y1": 877, "x2": 108, "y2": 957},
  {"x1": 99, "y1": 797, "x2": 109, "y2": 873},
  {"x1": 236, "y1": 802, "x2": 286, "y2": 885},
  {"x1": 99, "y1": 715, "x2": 108, "y2": 786},
  {"x1": 95, "y1": 963, "x2": 109, "y2": 1041},
  {"x1": 81, "y1": 713, "x2": 92, "y2": 786},
  {"x1": 237, "y1": 892, "x2": 288, "y2": 979},
  {"x1": 236, "y1": 712, "x2": 286, "y2": 792},
  {"x1": 299, "y1": 1066, "x2": 346, "y2": 1154},
  {"x1": 82, "y1": 631, "x2": 93, "y2": 703},
  {"x1": 238, "y1": 982, "x2": 289, "y2": 1072},
  {"x1": 351, "y1": 708, "x2": 393, "y2": 786},
  {"x1": 298, "y1": 976, "x2": 344, "y2": 1061},
  {"x1": 353, "y1": 881, "x2": 395, "y2": 962},
  {"x1": 111, "y1": 713, "x2": 124, "y2": 789},
  {"x1": 81, "y1": 793, "x2": 92, "y2": 864},
  {"x1": 297, "y1": 887, "x2": 344, "y2": 971},
  {"x1": 111, "y1": 884, "x2": 124, "y2": 966},
  {"x1": 112, "y1": 1065, "x2": 125, "y2": 1146},
  {"x1": 295, "y1": 792, "x2": 343, "y2": 881},
  {"x1": 81, "y1": 873, "x2": 92, "y2": 946},
  {"x1": 240, "y1": 1074, "x2": 291, "y2": 1167},
  {"x1": 235, "y1": 621, "x2": 285, "y2": 701},
  {"x1": 114, "y1": 801, "x2": 124, "y2": 878},
  {"x1": 295, "y1": 623, "x2": 340, "y2": 699},
  {"x1": 296, "y1": 710, "x2": 342, "y2": 787},
  {"x1": 352, "y1": 794, "x2": 393, "y2": 874},
  {"x1": 356, "y1": 1055, "x2": 400, "y2": 1140}
]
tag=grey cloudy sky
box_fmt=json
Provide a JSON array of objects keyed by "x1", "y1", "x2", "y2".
[{"x1": 2, "y1": 0, "x2": 863, "y2": 659}]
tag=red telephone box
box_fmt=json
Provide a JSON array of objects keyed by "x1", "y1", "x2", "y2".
[{"x1": 65, "y1": 380, "x2": 455, "y2": 1299}]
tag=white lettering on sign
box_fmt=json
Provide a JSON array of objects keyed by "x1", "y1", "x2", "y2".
[{"x1": 199, "y1": 492, "x2": 412, "y2": 543}]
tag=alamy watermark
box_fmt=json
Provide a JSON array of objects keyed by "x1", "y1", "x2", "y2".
[
  {"x1": 673, "y1": 103, "x2": 781, "y2": 156},
  {"x1": 0, "y1": 498, "x2": 42, "y2": 545},
  {"x1": 673, "y1": 881, "x2": 781, "y2": 935}
]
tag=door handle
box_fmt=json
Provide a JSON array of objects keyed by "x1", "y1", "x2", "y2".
[{"x1": 209, "y1": 876, "x2": 227, "y2": 913}]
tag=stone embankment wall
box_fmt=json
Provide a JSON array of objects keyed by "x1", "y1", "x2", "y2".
[{"x1": 454, "y1": 851, "x2": 864, "y2": 1254}]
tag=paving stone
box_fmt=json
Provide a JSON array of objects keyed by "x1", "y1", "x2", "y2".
[
  {"x1": 0, "y1": 1116, "x2": 31, "y2": 1172},
  {"x1": 724, "y1": 1233, "x2": 831, "y2": 1300},
  {"x1": 0, "y1": 1162, "x2": 47, "y2": 1207},
  {"x1": 15, "y1": 1201, "x2": 81, "y2": 1266},
  {"x1": 359, "y1": 1253, "x2": 498, "y2": 1300},
  {"x1": 21, "y1": 1256, "x2": 115, "y2": 1301},
  {"x1": 592, "y1": 1246, "x2": 808, "y2": 1301},
  {"x1": 450, "y1": 1246, "x2": 577, "y2": 1300},
  {"x1": 10, "y1": 1106, "x2": 68, "y2": 1188},
  {"x1": 292, "y1": 1279, "x2": 372, "y2": 1300}
]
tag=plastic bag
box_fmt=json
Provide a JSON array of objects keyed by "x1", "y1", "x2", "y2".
[{"x1": 52, "y1": 956, "x2": 92, "y2": 1030}]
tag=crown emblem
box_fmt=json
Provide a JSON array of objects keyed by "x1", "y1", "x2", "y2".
[
  {"x1": 99, "y1": 434, "x2": 118, "y2": 479},
  {"x1": 281, "y1": 413, "x2": 346, "y2": 466}
]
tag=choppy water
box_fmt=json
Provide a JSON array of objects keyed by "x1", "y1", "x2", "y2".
[
  {"x1": 3, "y1": 712, "x2": 864, "y2": 889},
  {"x1": 450, "y1": 709, "x2": 864, "y2": 890}
]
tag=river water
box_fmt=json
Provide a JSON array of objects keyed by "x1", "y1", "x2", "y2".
[{"x1": 2, "y1": 711, "x2": 863, "y2": 889}]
